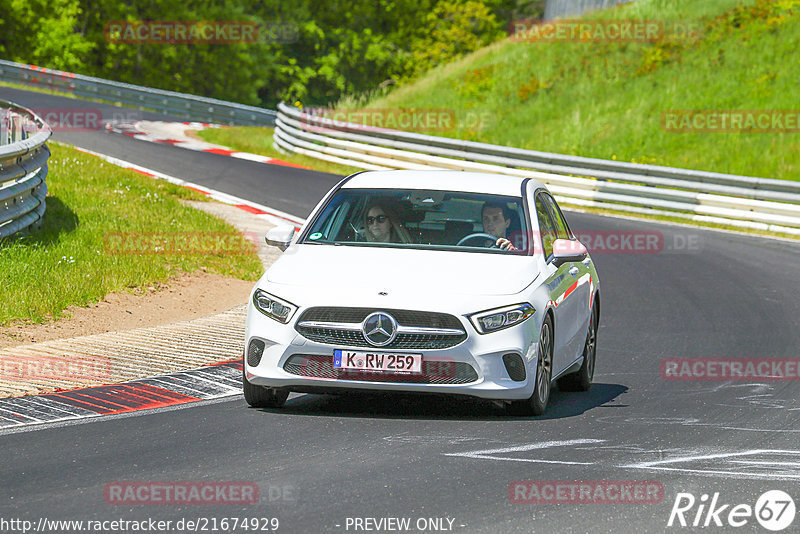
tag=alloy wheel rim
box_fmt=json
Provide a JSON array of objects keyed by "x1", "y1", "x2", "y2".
[
  {"x1": 537, "y1": 325, "x2": 552, "y2": 404},
  {"x1": 586, "y1": 311, "x2": 596, "y2": 380}
]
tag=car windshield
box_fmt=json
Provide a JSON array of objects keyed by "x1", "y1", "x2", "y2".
[{"x1": 300, "y1": 188, "x2": 528, "y2": 253}]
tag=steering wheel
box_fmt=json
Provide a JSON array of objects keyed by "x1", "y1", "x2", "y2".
[{"x1": 456, "y1": 232, "x2": 498, "y2": 248}]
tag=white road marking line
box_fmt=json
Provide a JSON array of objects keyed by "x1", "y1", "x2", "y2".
[
  {"x1": 143, "y1": 377, "x2": 213, "y2": 398},
  {"x1": 230, "y1": 152, "x2": 273, "y2": 163},
  {"x1": 167, "y1": 370, "x2": 242, "y2": 394},
  {"x1": 622, "y1": 449, "x2": 800, "y2": 480},
  {"x1": 0, "y1": 416, "x2": 24, "y2": 426},
  {"x1": 70, "y1": 145, "x2": 306, "y2": 227},
  {"x1": 444, "y1": 438, "x2": 604, "y2": 465},
  {"x1": 0, "y1": 405, "x2": 45, "y2": 422},
  {"x1": 729, "y1": 460, "x2": 800, "y2": 467},
  {"x1": 22, "y1": 396, "x2": 95, "y2": 415},
  {"x1": 625, "y1": 449, "x2": 800, "y2": 466},
  {"x1": 0, "y1": 401, "x2": 58, "y2": 421}
]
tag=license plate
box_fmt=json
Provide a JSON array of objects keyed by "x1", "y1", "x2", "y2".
[{"x1": 333, "y1": 350, "x2": 422, "y2": 374}]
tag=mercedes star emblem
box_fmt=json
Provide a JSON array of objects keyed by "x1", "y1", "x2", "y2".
[{"x1": 362, "y1": 312, "x2": 398, "y2": 346}]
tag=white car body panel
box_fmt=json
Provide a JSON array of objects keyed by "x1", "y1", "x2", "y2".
[
  {"x1": 244, "y1": 171, "x2": 600, "y2": 404},
  {"x1": 266, "y1": 246, "x2": 539, "y2": 296}
]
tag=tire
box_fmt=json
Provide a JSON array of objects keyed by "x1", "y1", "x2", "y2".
[
  {"x1": 507, "y1": 315, "x2": 554, "y2": 416},
  {"x1": 557, "y1": 302, "x2": 598, "y2": 392},
  {"x1": 242, "y1": 366, "x2": 289, "y2": 408}
]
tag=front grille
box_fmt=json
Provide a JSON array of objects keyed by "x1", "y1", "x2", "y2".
[
  {"x1": 295, "y1": 307, "x2": 467, "y2": 350},
  {"x1": 299, "y1": 307, "x2": 462, "y2": 328},
  {"x1": 283, "y1": 355, "x2": 479, "y2": 385}
]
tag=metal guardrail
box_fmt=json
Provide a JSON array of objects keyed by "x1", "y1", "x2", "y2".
[
  {"x1": 274, "y1": 102, "x2": 800, "y2": 235},
  {"x1": 0, "y1": 59, "x2": 276, "y2": 126},
  {"x1": 0, "y1": 100, "x2": 51, "y2": 239}
]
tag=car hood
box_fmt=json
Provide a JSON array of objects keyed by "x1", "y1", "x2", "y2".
[{"x1": 265, "y1": 244, "x2": 539, "y2": 297}]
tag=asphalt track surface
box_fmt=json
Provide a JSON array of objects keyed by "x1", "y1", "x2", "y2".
[{"x1": 3, "y1": 86, "x2": 800, "y2": 533}]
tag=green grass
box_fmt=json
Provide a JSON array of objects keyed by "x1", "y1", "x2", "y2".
[
  {"x1": 196, "y1": 126, "x2": 360, "y2": 176},
  {"x1": 351, "y1": 0, "x2": 799, "y2": 180},
  {"x1": 0, "y1": 143, "x2": 262, "y2": 325}
]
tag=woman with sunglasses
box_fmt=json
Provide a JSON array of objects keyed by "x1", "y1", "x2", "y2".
[{"x1": 363, "y1": 199, "x2": 411, "y2": 244}]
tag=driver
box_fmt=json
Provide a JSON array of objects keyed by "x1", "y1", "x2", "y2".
[{"x1": 481, "y1": 202, "x2": 517, "y2": 251}]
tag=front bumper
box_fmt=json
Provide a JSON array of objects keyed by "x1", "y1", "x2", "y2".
[{"x1": 244, "y1": 301, "x2": 541, "y2": 401}]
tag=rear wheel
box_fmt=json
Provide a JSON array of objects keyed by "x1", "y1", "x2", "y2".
[
  {"x1": 557, "y1": 302, "x2": 598, "y2": 392},
  {"x1": 507, "y1": 315, "x2": 553, "y2": 416},
  {"x1": 242, "y1": 366, "x2": 289, "y2": 408}
]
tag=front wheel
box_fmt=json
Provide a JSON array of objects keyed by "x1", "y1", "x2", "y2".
[
  {"x1": 243, "y1": 366, "x2": 289, "y2": 408},
  {"x1": 557, "y1": 302, "x2": 598, "y2": 392},
  {"x1": 507, "y1": 315, "x2": 553, "y2": 416}
]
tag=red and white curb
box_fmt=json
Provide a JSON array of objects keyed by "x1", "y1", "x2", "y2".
[
  {"x1": 104, "y1": 120, "x2": 308, "y2": 169},
  {"x1": 0, "y1": 145, "x2": 308, "y2": 429},
  {"x1": 73, "y1": 145, "x2": 306, "y2": 231},
  {"x1": 0, "y1": 361, "x2": 245, "y2": 432}
]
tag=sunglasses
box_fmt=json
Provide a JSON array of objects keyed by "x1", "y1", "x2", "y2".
[{"x1": 366, "y1": 215, "x2": 388, "y2": 225}]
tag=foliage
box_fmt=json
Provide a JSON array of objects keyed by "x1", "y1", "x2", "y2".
[
  {"x1": 0, "y1": 0, "x2": 527, "y2": 107},
  {"x1": 364, "y1": 0, "x2": 800, "y2": 180}
]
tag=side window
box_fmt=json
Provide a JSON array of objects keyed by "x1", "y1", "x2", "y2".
[
  {"x1": 541, "y1": 193, "x2": 570, "y2": 240},
  {"x1": 535, "y1": 194, "x2": 557, "y2": 258}
]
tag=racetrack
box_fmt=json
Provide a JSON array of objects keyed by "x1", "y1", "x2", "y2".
[{"x1": 3, "y1": 86, "x2": 800, "y2": 533}]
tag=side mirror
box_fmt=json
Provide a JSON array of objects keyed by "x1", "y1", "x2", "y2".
[
  {"x1": 265, "y1": 225, "x2": 296, "y2": 251},
  {"x1": 552, "y1": 238, "x2": 587, "y2": 267}
]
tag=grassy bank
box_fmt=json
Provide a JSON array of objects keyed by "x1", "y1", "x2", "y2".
[
  {"x1": 351, "y1": 0, "x2": 798, "y2": 180},
  {"x1": 195, "y1": 126, "x2": 358, "y2": 176},
  {"x1": 0, "y1": 143, "x2": 262, "y2": 325}
]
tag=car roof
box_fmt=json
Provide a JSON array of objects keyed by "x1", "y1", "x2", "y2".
[{"x1": 342, "y1": 170, "x2": 547, "y2": 197}]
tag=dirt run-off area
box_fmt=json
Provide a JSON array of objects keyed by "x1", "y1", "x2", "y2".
[{"x1": 0, "y1": 270, "x2": 255, "y2": 349}]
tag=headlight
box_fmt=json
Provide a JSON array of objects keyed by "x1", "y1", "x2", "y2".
[
  {"x1": 468, "y1": 303, "x2": 535, "y2": 334},
  {"x1": 252, "y1": 289, "x2": 297, "y2": 323}
]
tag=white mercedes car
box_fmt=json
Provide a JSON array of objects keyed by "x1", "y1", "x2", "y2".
[{"x1": 243, "y1": 170, "x2": 600, "y2": 415}]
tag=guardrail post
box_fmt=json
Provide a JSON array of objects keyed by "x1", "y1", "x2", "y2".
[
  {"x1": 9, "y1": 114, "x2": 23, "y2": 143},
  {"x1": 0, "y1": 109, "x2": 8, "y2": 145}
]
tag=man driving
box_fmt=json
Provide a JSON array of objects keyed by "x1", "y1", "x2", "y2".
[{"x1": 482, "y1": 201, "x2": 517, "y2": 251}]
